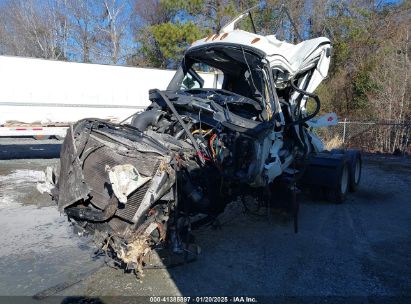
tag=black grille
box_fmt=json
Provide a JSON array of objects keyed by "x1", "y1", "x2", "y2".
[
  {"x1": 115, "y1": 181, "x2": 151, "y2": 221},
  {"x1": 82, "y1": 135, "x2": 161, "y2": 222}
]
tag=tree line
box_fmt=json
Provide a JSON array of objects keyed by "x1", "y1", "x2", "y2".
[{"x1": 0, "y1": 0, "x2": 410, "y2": 151}]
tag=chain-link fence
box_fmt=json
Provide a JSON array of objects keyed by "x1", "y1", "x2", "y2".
[{"x1": 316, "y1": 120, "x2": 411, "y2": 155}]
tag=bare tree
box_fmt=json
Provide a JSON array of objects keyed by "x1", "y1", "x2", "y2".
[
  {"x1": 132, "y1": 0, "x2": 172, "y2": 26},
  {"x1": 0, "y1": 0, "x2": 68, "y2": 60},
  {"x1": 369, "y1": 25, "x2": 410, "y2": 152},
  {"x1": 96, "y1": 0, "x2": 133, "y2": 64},
  {"x1": 65, "y1": 0, "x2": 100, "y2": 63}
]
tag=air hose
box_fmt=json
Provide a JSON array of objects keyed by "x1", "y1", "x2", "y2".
[
  {"x1": 287, "y1": 80, "x2": 321, "y2": 126},
  {"x1": 155, "y1": 89, "x2": 205, "y2": 164}
]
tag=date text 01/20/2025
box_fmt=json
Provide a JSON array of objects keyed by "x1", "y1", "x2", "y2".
[{"x1": 149, "y1": 296, "x2": 258, "y2": 303}]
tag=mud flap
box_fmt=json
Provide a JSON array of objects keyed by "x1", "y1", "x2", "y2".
[{"x1": 300, "y1": 152, "x2": 351, "y2": 203}]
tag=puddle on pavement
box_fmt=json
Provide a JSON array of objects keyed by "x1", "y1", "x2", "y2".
[{"x1": 0, "y1": 160, "x2": 101, "y2": 296}]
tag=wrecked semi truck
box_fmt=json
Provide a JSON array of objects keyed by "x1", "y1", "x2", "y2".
[{"x1": 51, "y1": 10, "x2": 362, "y2": 274}]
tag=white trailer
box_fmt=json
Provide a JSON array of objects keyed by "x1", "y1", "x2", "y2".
[{"x1": 0, "y1": 56, "x2": 220, "y2": 138}]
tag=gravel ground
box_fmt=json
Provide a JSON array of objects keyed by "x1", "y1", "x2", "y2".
[{"x1": 0, "y1": 147, "x2": 410, "y2": 303}]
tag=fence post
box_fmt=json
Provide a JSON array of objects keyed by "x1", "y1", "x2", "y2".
[{"x1": 342, "y1": 118, "x2": 347, "y2": 145}]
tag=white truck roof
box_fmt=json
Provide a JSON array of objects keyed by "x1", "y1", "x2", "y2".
[{"x1": 189, "y1": 29, "x2": 330, "y2": 78}]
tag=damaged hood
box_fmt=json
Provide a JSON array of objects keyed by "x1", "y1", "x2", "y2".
[{"x1": 189, "y1": 29, "x2": 331, "y2": 80}]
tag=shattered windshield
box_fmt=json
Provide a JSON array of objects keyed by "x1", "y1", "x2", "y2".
[{"x1": 167, "y1": 46, "x2": 275, "y2": 121}]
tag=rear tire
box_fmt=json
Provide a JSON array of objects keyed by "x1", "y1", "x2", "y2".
[
  {"x1": 327, "y1": 161, "x2": 350, "y2": 204},
  {"x1": 349, "y1": 153, "x2": 362, "y2": 192}
]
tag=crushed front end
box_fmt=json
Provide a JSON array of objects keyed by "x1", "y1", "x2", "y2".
[{"x1": 56, "y1": 119, "x2": 178, "y2": 273}]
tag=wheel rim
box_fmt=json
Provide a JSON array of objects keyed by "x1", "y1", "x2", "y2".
[
  {"x1": 354, "y1": 160, "x2": 361, "y2": 184},
  {"x1": 341, "y1": 165, "x2": 349, "y2": 194}
]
